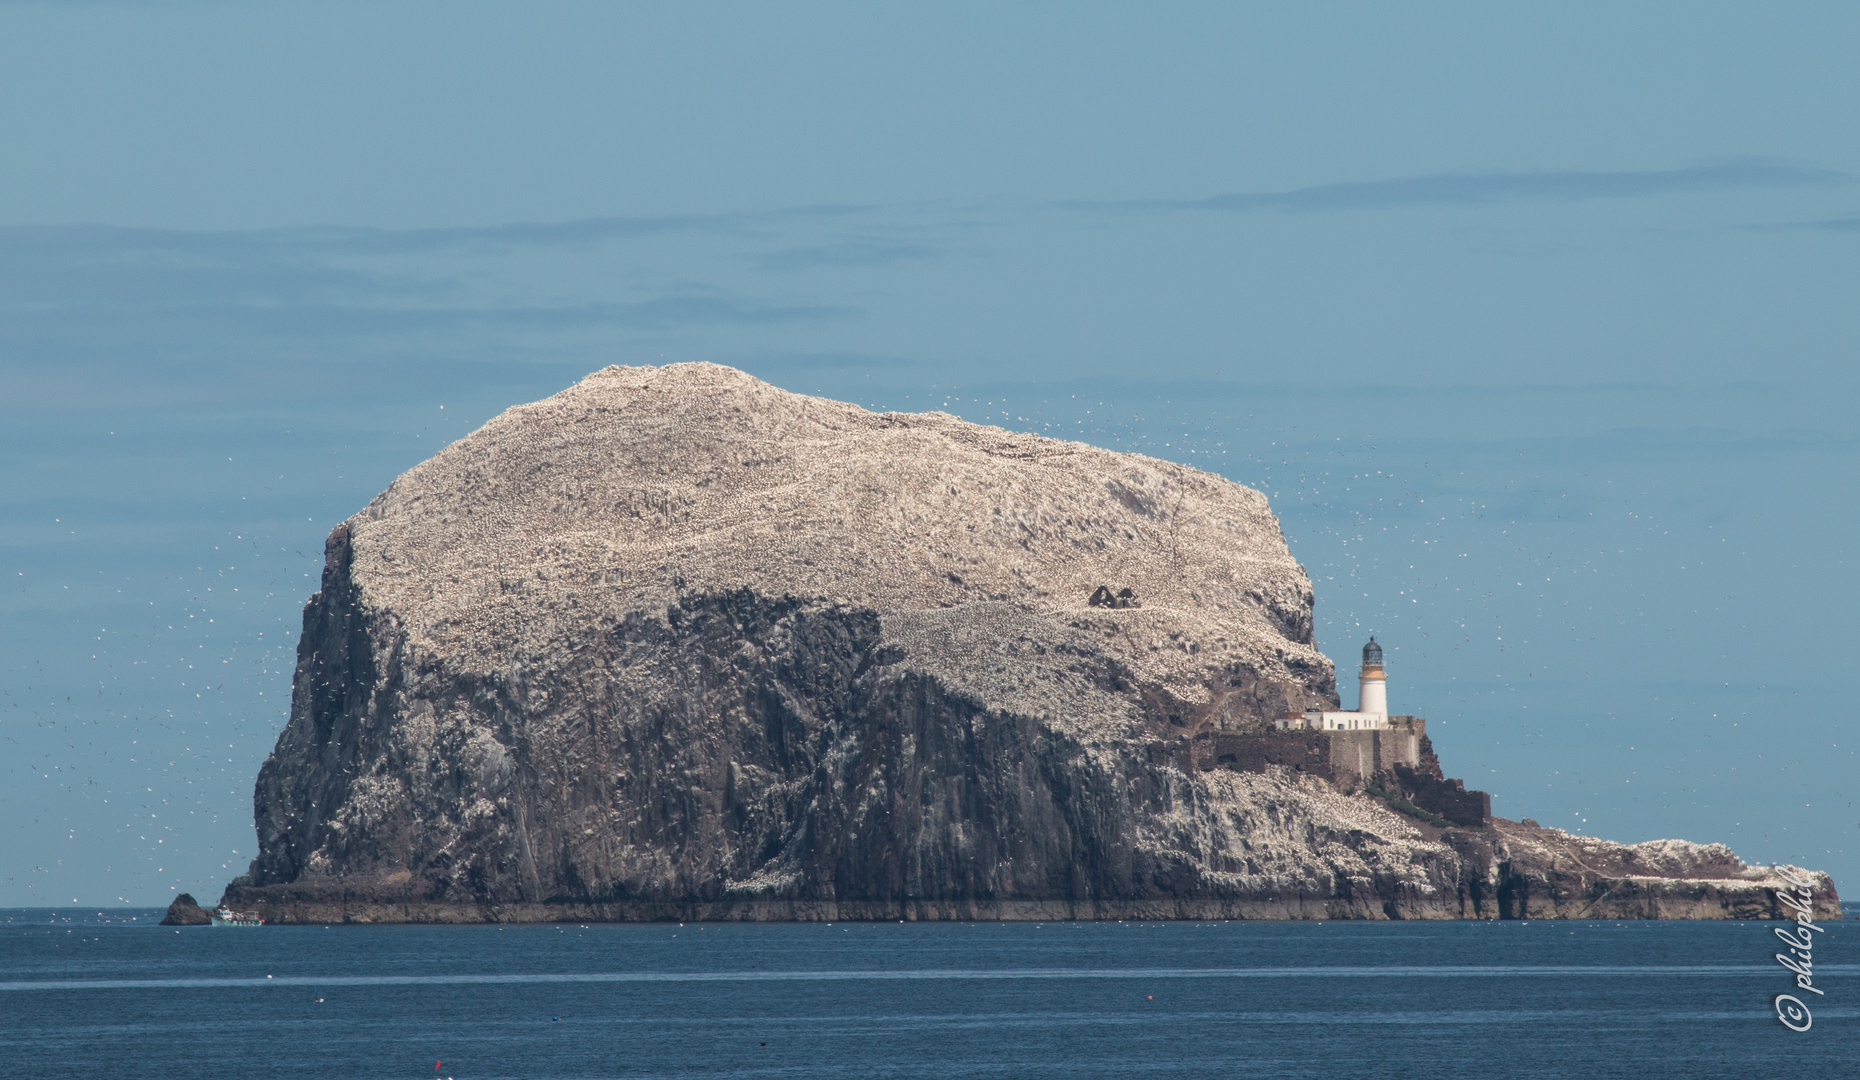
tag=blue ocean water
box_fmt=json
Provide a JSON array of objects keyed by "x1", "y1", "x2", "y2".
[{"x1": 2, "y1": 908, "x2": 1853, "y2": 1079}]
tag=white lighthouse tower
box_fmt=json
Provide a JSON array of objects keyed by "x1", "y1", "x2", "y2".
[
  {"x1": 1280, "y1": 637, "x2": 1395, "y2": 731},
  {"x1": 1357, "y1": 636, "x2": 1387, "y2": 718}
]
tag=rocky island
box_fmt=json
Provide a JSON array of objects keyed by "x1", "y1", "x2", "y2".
[{"x1": 219, "y1": 363, "x2": 1838, "y2": 922}]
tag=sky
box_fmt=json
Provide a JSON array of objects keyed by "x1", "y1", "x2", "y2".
[{"x1": 2, "y1": 1, "x2": 1856, "y2": 906}]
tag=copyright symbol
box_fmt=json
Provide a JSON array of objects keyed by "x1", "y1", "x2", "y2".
[{"x1": 1774, "y1": 994, "x2": 1812, "y2": 1032}]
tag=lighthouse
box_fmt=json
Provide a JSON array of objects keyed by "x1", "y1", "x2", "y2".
[
  {"x1": 1357, "y1": 636, "x2": 1387, "y2": 718},
  {"x1": 1269, "y1": 637, "x2": 1427, "y2": 785},
  {"x1": 1276, "y1": 637, "x2": 1398, "y2": 732}
]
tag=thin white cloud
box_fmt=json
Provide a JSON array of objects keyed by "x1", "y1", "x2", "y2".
[{"x1": 1081, "y1": 161, "x2": 1848, "y2": 214}]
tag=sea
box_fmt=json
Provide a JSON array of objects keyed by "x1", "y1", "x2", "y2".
[{"x1": 3, "y1": 907, "x2": 1854, "y2": 1079}]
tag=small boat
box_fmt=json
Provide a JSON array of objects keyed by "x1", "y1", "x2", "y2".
[{"x1": 210, "y1": 906, "x2": 265, "y2": 927}]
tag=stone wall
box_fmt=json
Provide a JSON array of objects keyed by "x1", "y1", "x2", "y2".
[
  {"x1": 1393, "y1": 764, "x2": 1491, "y2": 827},
  {"x1": 1197, "y1": 730, "x2": 1334, "y2": 782},
  {"x1": 1200, "y1": 719, "x2": 1435, "y2": 788},
  {"x1": 1325, "y1": 716, "x2": 1425, "y2": 785},
  {"x1": 1201, "y1": 718, "x2": 1492, "y2": 829}
]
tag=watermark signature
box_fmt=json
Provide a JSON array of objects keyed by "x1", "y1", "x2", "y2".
[{"x1": 1770, "y1": 866, "x2": 1825, "y2": 1032}]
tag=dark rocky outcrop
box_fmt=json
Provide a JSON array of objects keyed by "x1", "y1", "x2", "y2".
[
  {"x1": 1389, "y1": 764, "x2": 1491, "y2": 828},
  {"x1": 159, "y1": 892, "x2": 212, "y2": 926},
  {"x1": 219, "y1": 364, "x2": 1839, "y2": 923}
]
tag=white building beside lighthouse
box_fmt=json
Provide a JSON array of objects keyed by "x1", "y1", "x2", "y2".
[{"x1": 1276, "y1": 637, "x2": 1393, "y2": 731}]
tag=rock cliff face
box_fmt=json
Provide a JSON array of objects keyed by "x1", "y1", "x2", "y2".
[{"x1": 223, "y1": 364, "x2": 1837, "y2": 922}]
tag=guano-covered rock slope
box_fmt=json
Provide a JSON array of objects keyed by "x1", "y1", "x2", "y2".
[{"x1": 223, "y1": 364, "x2": 1837, "y2": 922}]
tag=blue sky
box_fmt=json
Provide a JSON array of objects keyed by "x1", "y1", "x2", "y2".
[{"x1": 2, "y1": 1, "x2": 1856, "y2": 905}]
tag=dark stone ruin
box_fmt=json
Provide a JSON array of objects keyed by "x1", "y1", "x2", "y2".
[
  {"x1": 1390, "y1": 764, "x2": 1492, "y2": 828},
  {"x1": 1087, "y1": 585, "x2": 1141, "y2": 609}
]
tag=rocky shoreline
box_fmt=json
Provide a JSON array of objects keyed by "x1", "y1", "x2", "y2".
[{"x1": 221, "y1": 811, "x2": 1839, "y2": 924}]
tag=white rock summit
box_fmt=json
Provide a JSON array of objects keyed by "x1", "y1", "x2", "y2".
[
  {"x1": 224, "y1": 364, "x2": 1837, "y2": 922},
  {"x1": 351, "y1": 362, "x2": 1329, "y2": 724}
]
